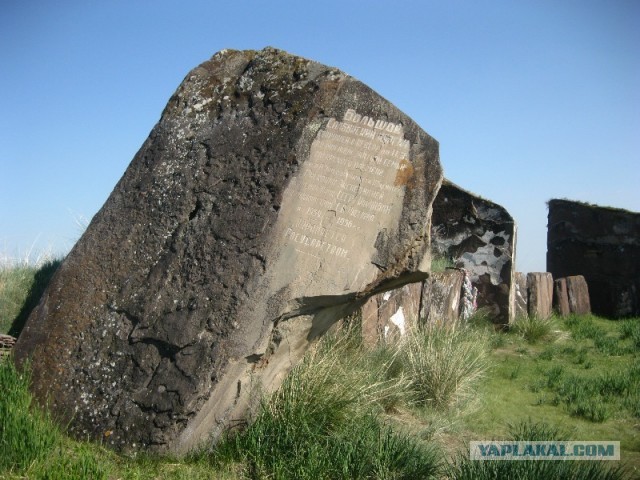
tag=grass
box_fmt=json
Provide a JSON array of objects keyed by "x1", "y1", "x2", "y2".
[
  {"x1": 448, "y1": 420, "x2": 627, "y2": 480},
  {"x1": 212, "y1": 381, "x2": 440, "y2": 479},
  {"x1": 1, "y1": 257, "x2": 639, "y2": 478},
  {"x1": 537, "y1": 359, "x2": 640, "y2": 423},
  {"x1": 0, "y1": 259, "x2": 61, "y2": 335},
  {"x1": 210, "y1": 327, "x2": 486, "y2": 479},
  {"x1": 430, "y1": 255, "x2": 455, "y2": 273},
  {"x1": 466, "y1": 313, "x2": 640, "y2": 477},
  {"x1": 564, "y1": 313, "x2": 606, "y2": 340},
  {"x1": 510, "y1": 314, "x2": 556, "y2": 344},
  {"x1": 400, "y1": 324, "x2": 490, "y2": 410},
  {"x1": 0, "y1": 358, "x2": 109, "y2": 479}
]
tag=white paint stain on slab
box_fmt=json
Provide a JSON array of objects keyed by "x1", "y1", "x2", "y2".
[{"x1": 389, "y1": 306, "x2": 406, "y2": 335}]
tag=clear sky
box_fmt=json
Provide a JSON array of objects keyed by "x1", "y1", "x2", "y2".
[{"x1": 1, "y1": 0, "x2": 638, "y2": 273}]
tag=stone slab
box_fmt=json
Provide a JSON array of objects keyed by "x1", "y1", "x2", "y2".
[
  {"x1": 514, "y1": 272, "x2": 528, "y2": 318},
  {"x1": 527, "y1": 272, "x2": 554, "y2": 319},
  {"x1": 420, "y1": 269, "x2": 464, "y2": 327},
  {"x1": 14, "y1": 47, "x2": 443, "y2": 454},
  {"x1": 553, "y1": 278, "x2": 571, "y2": 317},
  {"x1": 360, "y1": 282, "x2": 422, "y2": 344},
  {"x1": 566, "y1": 275, "x2": 591, "y2": 315},
  {"x1": 431, "y1": 180, "x2": 516, "y2": 325}
]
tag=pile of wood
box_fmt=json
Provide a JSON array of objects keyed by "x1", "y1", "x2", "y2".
[{"x1": 0, "y1": 334, "x2": 17, "y2": 357}]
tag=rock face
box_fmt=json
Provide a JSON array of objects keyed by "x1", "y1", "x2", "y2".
[
  {"x1": 527, "y1": 272, "x2": 554, "y2": 319},
  {"x1": 14, "y1": 48, "x2": 443, "y2": 453},
  {"x1": 547, "y1": 199, "x2": 640, "y2": 318},
  {"x1": 430, "y1": 180, "x2": 516, "y2": 324}
]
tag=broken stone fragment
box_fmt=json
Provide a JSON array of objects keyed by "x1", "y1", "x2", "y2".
[{"x1": 420, "y1": 270, "x2": 465, "y2": 327}]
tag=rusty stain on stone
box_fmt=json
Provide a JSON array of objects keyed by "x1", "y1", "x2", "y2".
[{"x1": 393, "y1": 159, "x2": 414, "y2": 187}]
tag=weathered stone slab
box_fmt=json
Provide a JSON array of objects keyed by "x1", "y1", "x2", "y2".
[
  {"x1": 553, "y1": 278, "x2": 571, "y2": 317},
  {"x1": 547, "y1": 199, "x2": 640, "y2": 318},
  {"x1": 514, "y1": 272, "x2": 528, "y2": 318},
  {"x1": 14, "y1": 48, "x2": 443, "y2": 453},
  {"x1": 361, "y1": 294, "x2": 381, "y2": 347},
  {"x1": 431, "y1": 180, "x2": 516, "y2": 325},
  {"x1": 527, "y1": 272, "x2": 554, "y2": 319},
  {"x1": 566, "y1": 275, "x2": 591, "y2": 315},
  {"x1": 360, "y1": 269, "x2": 465, "y2": 343},
  {"x1": 420, "y1": 269, "x2": 464, "y2": 327},
  {"x1": 360, "y1": 283, "x2": 422, "y2": 344}
]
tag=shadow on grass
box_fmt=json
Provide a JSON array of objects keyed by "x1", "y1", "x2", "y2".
[{"x1": 8, "y1": 259, "x2": 61, "y2": 338}]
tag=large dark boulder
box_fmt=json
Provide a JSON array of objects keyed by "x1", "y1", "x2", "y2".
[
  {"x1": 430, "y1": 180, "x2": 516, "y2": 324},
  {"x1": 14, "y1": 47, "x2": 443, "y2": 453},
  {"x1": 547, "y1": 199, "x2": 640, "y2": 318}
]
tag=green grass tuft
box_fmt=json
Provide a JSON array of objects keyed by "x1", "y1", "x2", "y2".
[
  {"x1": 0, "y1": 358, "x2": 109, "y2": 479},
  {"x1": 511, "y1": 315, "x2": 556, "y2": 344},
  {"x1": 430, "y1": 254, "x2": 455, "y2": 273},
  {"x1": 211, "y1": 333, "x2": 441, "y2": 479},
  {"x1": 536, "y1": 365, "x2": 640, "y2": 423},
  {"x1": 0, "y1": 259, "x2": 61, "y2": 335},
  {"x1": 564, "y1": 314, "x2": 605, "y2": 340},
  {"x1": 0, "y1": 358, "x2": 59, "y2": 472},
  {"x1": 447, "y1": 420, "x2": 626, "y2": 480},
  {"x1": 619, "y1": 320, "x2": 640, "y2": 352},
  {"x1": 400, "y1": 324, "x2": 490, "y2": 411}
]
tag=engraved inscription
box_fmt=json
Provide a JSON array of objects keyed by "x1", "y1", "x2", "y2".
[{"x1": 278, "y1": 109, "x2": 412, "y2": 292}]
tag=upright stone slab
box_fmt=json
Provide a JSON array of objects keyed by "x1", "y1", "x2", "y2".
[
  {"x1": 360, "y1": 269, "x2": 464, "y2": 344},
  {"x1": 553, "y1": 278, "x2": 571, "y2": 317},
  {"x1": 547, "y1": 199, "x2": 640, "y2": 318},
  {"x1": 14, "y1": 48, "x2": 443, "y2": 453},
  {"x1": 566, "y1": 275, "x2": 591, "y2": 315},
  {"x1": 527, "y1": 272, "x2": 554, "y2": 319},
  {"x1": 514, "y1": 272, "x2": 528, "y2": 318},
  {"x1": 361, "y1": 295, "x2": 381, "y2": 347},
  {"x1": 431, "y1": 180, "x2": 516, "y2": 325},
  {"x1": 420, "y1": 269, "x2": 464, "y2": 327}
]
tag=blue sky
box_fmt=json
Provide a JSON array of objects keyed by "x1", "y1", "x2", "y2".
[{"x1": 1, "y1": 0, "x2": 638, "y2": 273}]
